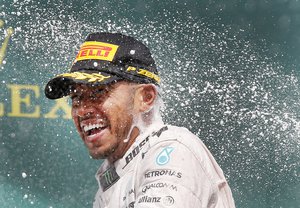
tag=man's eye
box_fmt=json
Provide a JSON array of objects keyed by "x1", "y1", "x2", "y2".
[
  {"x1": 70, "y1": 94, "x2": 79, "y2": 101},
  {"x1": 95, "y1": 88, "x2": 108, "y2": 94},
  {"x1": 72, "y1": 98, "x2": 80, "y2": 106},
  {"x1": 70, "y1": 95, "x2": 81, "y2": 106},
  {"x1": 92, "y1": 88, "x2": 109, "y2": 98}
]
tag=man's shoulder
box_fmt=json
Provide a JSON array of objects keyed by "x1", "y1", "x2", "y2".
[
  {"x1": 147, "y1": 124, "x2": 204, "y2": 153},
  {"x1": 136, "y1": 125, "x2": 220, "y2": 182},
  {"x1": 150, "y1": 124, "x2": 199, "y2": 143}
]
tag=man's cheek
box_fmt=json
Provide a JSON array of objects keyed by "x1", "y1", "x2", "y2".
[
  {"x1": 71, "y1": 112, "x2": 80, "y2": 129},
  {"x1": 73, "y1": 121, "x2": 80, "y2": 133}
]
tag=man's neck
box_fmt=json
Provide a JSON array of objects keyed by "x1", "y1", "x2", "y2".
[{"x1": 107, "y1": 127, "x2": 140, "y2": 164}]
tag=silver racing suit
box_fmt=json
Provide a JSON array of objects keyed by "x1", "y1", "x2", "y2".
[{"x1": 93, "y1": 122, "x2": 235, "y2": 208}]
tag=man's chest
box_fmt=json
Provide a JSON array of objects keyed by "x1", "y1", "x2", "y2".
[{"x1": 98, "y1": 171, "x2": 136, "y2": 208}]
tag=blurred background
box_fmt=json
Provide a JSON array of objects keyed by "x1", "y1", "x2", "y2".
[{"x1": 0, "y1": 0, "x2": 299, "y2": 207}]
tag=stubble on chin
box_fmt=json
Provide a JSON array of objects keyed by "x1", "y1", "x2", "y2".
[{"x1": 89, "y1": 141, "x2": 119, "y2": 160}]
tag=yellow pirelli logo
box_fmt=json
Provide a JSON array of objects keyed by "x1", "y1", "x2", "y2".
[{"x1": 75, "y1": 41, "x2": 119, "y2": 62}]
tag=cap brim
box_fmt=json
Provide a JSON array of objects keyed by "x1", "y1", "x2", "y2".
[{"x1": 44, "y1": 70, "x2": 123, "y2": 99}]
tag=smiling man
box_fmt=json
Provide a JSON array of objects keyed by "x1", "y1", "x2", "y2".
[{"x1": 44, "y1": 32, "x2": 235, "y2": 208}]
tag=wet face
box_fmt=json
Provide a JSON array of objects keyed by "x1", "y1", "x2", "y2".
[{"x1": 70, "y1": 82, "x2": 140, "y2": 161}]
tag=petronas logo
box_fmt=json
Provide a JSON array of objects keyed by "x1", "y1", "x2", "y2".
[{"x1": 0, "y1": 19, "x2": 14, "y2": 67}]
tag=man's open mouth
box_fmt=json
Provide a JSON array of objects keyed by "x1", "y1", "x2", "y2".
[
  {"x1": 80, "y1": 120, "x2": 108, "y2": 137},
  {"x1": 84, "y1": 124, "x2": 107, "y2": 136}
]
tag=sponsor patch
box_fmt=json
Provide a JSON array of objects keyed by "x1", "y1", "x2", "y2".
[
  {"x1": 142, "y1": 182, "x2": 177, "y2": 194},
  {"x1": 163, "y1": 196, "x2": 175, "y2": 206},
  {"x1": 75, "y1": 41, "x2": 119, "y2": 62},
  {"x1": 127, "y1": 202, "x2": 134, "y2": 208},
  {"x1": 151, "y1": 126, "x2": 168, "y2": 137},
  {"x1": 123, "y1": 136, "x2": 149, "y2": 169},
  {"x1": 99, "y1": 166, "x2": 120, "y2": 191},
  {"x1": 145, "y1": 169, "x2": 182, "y2": 179},
  {"x1": 138, "y1": 196, "x2": 174, "y2": 206},
  {"x1": 138, "y1": 196, "x2": 161, "y2": 203},
  {"x1": 122, "y1": 126, "x2": 168, "y2": 169},
  {"x1": 156, "y1": 146, "x2": 174, "y2": 166},
  {"x1": 126, "y1": 66, "x2": 160, "y2": 83}
]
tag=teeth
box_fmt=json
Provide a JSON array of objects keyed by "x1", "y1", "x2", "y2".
[{"x1": 82, "y1": 122, "x2": 106, "y2": 132}]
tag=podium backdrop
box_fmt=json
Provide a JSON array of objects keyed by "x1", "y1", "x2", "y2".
[{"x1": 0, "y1": 0, "x2": 299, "y2": 207}]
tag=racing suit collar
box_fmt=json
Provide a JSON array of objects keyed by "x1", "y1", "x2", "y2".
[{"x1": 95, "y1": 120, "x2": 165, "y2": 189}]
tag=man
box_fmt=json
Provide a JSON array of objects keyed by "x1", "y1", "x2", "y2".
[{"x1": 45, "y1": 32, "x2": 235, "y2": 208}]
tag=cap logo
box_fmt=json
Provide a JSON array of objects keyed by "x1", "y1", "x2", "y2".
[
  {"x1": 127, "y1": 66, "x2": 160, "y2": 83},
  {"x1": 58, "y1": 72, "x2": 111, "y2": 83},
  {"x1": 75, "y1": 41, "x2": 119, "y2": 62}
]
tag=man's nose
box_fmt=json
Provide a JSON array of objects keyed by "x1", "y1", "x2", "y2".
[{"x1": 74, "y1": 103, "x2": 96, "y2": 119}]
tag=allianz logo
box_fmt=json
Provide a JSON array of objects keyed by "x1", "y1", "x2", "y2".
[
  {"x1": 138, "y1": 195, "x2": 175, "y2": 206},
  {"x1": 138, "y1": 195, "x2": 161, "y2": 203}
]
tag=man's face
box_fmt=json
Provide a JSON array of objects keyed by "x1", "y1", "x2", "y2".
[{"x1": 70, "y1": 81, "x2": 139, "y2": 161}]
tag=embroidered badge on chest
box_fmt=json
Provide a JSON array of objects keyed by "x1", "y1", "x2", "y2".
[{"x1": 100, "y1": 166, "x2": 120, "y2": 191}]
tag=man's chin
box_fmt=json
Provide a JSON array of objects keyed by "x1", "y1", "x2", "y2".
[
  {"x1": 89, "y1": 151, "x2": 106, "y2": 159},
  {"x1": 87, "y1": 141, "x2": 118, "y2": 160}
]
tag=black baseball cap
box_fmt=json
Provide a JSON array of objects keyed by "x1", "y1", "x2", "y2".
[{"x1": 44, "y1": 32, "x2": 160, "y2": 99}]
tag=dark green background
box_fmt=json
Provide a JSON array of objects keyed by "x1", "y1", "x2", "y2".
[{"x1": 0, "y1": 0, "x2": 299, "y2": 207}]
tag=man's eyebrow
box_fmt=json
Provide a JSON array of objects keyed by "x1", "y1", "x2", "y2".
[
  {"x1": 69, "y1": 88, "x2": 84, "y2": 97},
  {"x1": 69, "y1": 92, "x2": 80, "y2": 99}
]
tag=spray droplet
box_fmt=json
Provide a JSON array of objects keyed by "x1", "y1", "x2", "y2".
[{"x1": 22, "y1": 172, "x2": 27, "y2": 178}]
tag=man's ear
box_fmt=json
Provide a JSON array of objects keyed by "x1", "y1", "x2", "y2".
[{"x1": 135, "y1": 84, "x2": 157, "y2": 112}]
